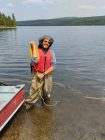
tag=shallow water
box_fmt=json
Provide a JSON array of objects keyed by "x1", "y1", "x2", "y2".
[
  {"x1": 1, "y1": 84, "x2": 105, "y2": 140},
  {"x1": 1, "y1": 26, "x2": 105, "y2": 139}
]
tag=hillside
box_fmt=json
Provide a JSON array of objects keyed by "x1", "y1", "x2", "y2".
[{"x1": 16, "y1": 16, "x2": 105, "y2": 26}]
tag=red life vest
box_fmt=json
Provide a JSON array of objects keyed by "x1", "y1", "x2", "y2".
[{"x1": 31, "y1": 48, "x2": 52, "y2": 73}]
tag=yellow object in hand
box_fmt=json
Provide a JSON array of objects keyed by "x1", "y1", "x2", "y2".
[{"x1": 29, "y1": 41, "x2": 39, "y2": 60}]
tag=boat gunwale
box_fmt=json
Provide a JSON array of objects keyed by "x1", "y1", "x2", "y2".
[{"x1": 0, "y1": 84, "x2": 25, "y2": 111}]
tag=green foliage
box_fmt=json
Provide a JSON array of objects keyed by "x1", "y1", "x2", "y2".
[{"x1": 0, "y1": 12, "x2": 16, "y2": 27}]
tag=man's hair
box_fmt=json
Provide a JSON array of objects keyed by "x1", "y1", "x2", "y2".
[{"x1": 38, "y1": 35, "x2": 54, "y2": 49}]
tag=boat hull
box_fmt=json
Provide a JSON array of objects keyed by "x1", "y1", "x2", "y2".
[{"x1": 0, "y1": 85, "x2": 25, "y2": 131}]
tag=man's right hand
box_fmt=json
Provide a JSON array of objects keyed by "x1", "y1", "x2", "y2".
[{"x1": 30, "y1": 41, "x2": 36, "y2": 46}]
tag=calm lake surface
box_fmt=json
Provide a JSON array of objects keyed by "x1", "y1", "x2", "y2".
[
  {"x1": 1, "y1": 26, "x2": 105, "y2": 139},
  {"x1": 0, "y1": 26, "x2": 105, "y2": 97}
]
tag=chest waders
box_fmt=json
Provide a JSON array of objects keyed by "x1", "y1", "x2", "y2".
[
  {"x1": 39, "y1": 52, "x2": 58, "y2": 107},
  {"x1": 25, "y1": 45, "x2": 58, "y2": 109}
]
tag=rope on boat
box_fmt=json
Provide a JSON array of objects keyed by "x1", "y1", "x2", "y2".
[{"x1": 0, "y1": 82, "x2": 7, "y2": 86}]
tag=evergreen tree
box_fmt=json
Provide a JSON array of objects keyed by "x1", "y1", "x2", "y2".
[
  {"x1": 12, "y1": 13, "x2": 16, "y2": 26},
  {"x1": 0, "y1": 12, "x2": 16, "y2": 27}
]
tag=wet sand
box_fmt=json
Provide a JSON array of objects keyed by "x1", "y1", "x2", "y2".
[{"x1": 1, "y1": 84, "x2": 105, "y2": 140}]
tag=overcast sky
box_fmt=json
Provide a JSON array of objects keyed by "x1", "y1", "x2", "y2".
[{"x1": 1, "y1": 0, "x2": 105, "y2": 21}]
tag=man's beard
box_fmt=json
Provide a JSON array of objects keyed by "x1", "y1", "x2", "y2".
[{"x1": 42, "y1": 46, "x2": 49, "y2": 51}]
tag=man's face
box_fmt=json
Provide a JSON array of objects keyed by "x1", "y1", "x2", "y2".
[{"x1": 42, "y1": 39, "x2": 50, "y2": 49}]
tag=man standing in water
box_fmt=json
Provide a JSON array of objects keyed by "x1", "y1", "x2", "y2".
[{"x1": 25, "y1": 35, "x2": 56, "y2": 109}]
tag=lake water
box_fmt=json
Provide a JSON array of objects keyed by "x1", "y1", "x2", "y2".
[
  {"x1": 0, "y1": 26, "x2": 105, "y2": 97},
  {"x1": 1, "y1": 26, "x2": 105, "y2": 139}
]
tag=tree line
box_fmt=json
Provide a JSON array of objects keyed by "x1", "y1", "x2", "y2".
[
  {"x1": 0, "y1": 12, "x2": 16, "y2": 27},
  {"x1": 17, "y1": 16, "x2": 105, "y2": 26}
]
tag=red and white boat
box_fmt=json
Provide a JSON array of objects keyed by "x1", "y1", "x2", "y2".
[{"x1": 0, "y1": 84, "x2": 25, "y2": 131}]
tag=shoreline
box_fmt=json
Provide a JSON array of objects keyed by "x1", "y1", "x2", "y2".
[{"x1": 0, "y1": 27, "x2": 16, "y2": 29}]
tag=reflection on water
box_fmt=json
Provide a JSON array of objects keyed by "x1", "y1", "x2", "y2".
[
  {"x1": 1, "y1": 26, "x2": 105, "y2": 96},
  {"x1": 24, "y1": 107, "x2": 54, "y2": 140},
  {"x1": 1, "y1": 26, "x2": 105, "y2": 139},
  {"x1": 0, "y1": 84, "x2": 83, "y2": 140},
  {"x1": 1, "y1": 84, "x2": 105, "y2": 140},
  {"x1": 0, "y1": 101, "x2": 54, "y2": 140}
]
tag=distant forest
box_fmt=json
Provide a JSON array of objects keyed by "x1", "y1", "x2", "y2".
[
  {"x1": 16, "y1": 16, "x2": 105, "y2": 26},
  {"x1": 0, "y1": 12, "x2": 16, "y2": 27}
]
